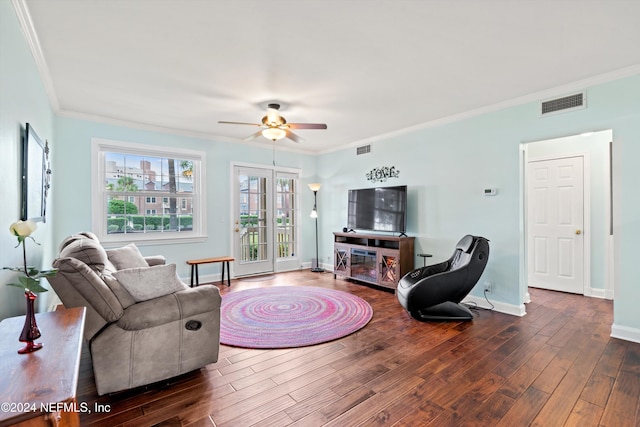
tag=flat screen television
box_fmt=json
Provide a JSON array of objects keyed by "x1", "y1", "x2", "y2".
[{"x1": 347, "y1": 185, "x2": 407, "y2": 233}]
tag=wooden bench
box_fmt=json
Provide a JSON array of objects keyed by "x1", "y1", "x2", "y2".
[{"x1": 186, "y1": 256, "x2": 234, "y2": 287}]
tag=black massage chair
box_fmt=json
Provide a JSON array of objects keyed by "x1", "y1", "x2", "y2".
[{"x1": 397, "y1": 235, "x2": 489, "y2": 321}]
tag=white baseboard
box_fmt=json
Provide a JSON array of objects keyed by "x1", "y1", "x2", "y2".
[
  {"x1": 303, "y1": 261, "x2": 332, "y2": 271},
  {"x1": 584, "y1": 287, "x2": 614, "y2": 300},
  {"x1": 181, "y1": 273, "x2": 221, "y2": 286},
  {"x1": 610, "y1": 324, "x2": 640, "y2": 344},
  {"x1": 189, "y1": 264, "x2": 322, "y2": 284},
  {"x1": 463, "y1": 295, "x2": 527, "y2": 317}
]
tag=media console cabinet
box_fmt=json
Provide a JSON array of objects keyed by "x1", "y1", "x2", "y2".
[{"x1": 333, "y1": 232, "x2": 415, "y2": 290}]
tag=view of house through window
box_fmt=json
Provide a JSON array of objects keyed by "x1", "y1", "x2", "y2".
[
  {"x1": 99, "y1": 148, "x2": 199, "y2": 238},
  {"x1": 105, "y1": 153, "x2": 193, "y2": 234}
]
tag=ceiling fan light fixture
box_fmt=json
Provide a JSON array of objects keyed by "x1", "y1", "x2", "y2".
[
  {"x1": 220, "y1": 102, "x2": 326, "y2": 144},
  {"x1": 266, "y1": 105, "x2": 281, "y2": 125},
  {"x1": 262, "y1": 127, "x2": 286, "y2": 141}
]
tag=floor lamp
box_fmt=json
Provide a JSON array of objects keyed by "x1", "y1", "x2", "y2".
[{"x1": 309, "y1": 183, "x2": 324, "y2": 272}]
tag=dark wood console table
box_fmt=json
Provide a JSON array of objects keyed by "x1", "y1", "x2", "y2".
[
  {"x1": 0, "y1": 307, "x2": 86, "y2": 427},
  {"x1": 333, "y1": 232, "x2": 415, "y2": 290}
]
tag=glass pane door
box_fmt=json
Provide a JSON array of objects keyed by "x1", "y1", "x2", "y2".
[
  {"x1": 275, "y1": 173, "x2": 297, "y2": 260},
  {"x1": 234, "y1": 167, "x2": 273, "y2": 276}
]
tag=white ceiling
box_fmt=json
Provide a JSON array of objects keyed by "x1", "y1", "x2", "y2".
[{"x1": 18, "y1": 0, "x2": 640, "y2": 153}]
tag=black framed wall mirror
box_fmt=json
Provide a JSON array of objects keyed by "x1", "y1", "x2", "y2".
[{"x1": 21, "y1": 123, "x2": 51, "y2": 223}]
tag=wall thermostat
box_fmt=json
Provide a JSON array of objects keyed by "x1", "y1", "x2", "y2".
[{"x1": 483, "y1": 188, "x2": 497, "y2": 196}]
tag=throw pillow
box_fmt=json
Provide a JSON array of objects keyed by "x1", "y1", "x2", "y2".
[
  {"x1": 106, "y1": 243, "x2": 148, "y2": 270},
  {"x1": 112, "y1": 263, "x2": 186, "y2": 302}
]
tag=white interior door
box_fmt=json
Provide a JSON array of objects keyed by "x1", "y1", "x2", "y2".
[
  {"x1": 527, "y1": 156, "x2": 584, "y2": 294},
  {"x1": 233, "y1": 166, "x2": 273, "y2": 276}
]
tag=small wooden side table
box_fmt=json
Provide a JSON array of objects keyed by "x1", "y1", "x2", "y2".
[{"x1": 0, "y1": 307, "x2": 86, "y2": 427}]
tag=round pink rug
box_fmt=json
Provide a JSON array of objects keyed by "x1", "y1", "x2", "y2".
[{"x1": 219, "y1": 286, "x2": 373, "y2": 348}]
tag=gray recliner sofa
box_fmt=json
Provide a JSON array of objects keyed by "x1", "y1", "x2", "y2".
[{"x1": 47, "y1": 232, "x2": 221, "y2": 395}]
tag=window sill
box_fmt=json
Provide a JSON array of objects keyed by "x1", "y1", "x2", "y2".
[{"x1": 98, "y1": 233, "x2": 207, "y2": 248}]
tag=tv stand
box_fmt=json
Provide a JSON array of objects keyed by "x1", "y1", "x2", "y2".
[{"x1": 333, "y1": 232, "x2": 415, "y2": 290}]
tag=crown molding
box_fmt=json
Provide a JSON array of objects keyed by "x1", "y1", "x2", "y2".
[
  {"x1": 317, "y1": 64, "x2": 640, "y2": 155},
  {"x1": 12, "y1": 0, "x2": 640, "y2": 158},
  {"x1": 12, "y1": 0, "x2": 60, "y2": 111},
  {"x1": 56, "y1": 108, "x2": 317, "y2": 155}
]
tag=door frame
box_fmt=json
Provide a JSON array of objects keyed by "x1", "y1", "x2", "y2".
[
  {"x1": 232, "y1": 165, "x2": 274, "y2": 277},
  {"x1": 525, "y1": 153, "x2": 590, "y2": 295},
  {"x1": 230, "y1": 161, "x2": 302, "y2": 277},
  {"x1": 520, "y1": 130, "x2": 613, "y2": 306}
]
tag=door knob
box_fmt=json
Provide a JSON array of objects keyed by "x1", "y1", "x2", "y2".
[
  {"x1": 576, "y1": 230, "x2": 582, "y2": 235},
  {"x1": 235, "y1": 228, "x2": 240, "y2": 232}
]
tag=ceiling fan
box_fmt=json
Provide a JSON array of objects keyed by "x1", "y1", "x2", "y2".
[{"x1": 218, "y1": 103, "x2": 327, "y2": 143}]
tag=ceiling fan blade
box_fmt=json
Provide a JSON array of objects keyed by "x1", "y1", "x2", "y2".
[
  {"x1": 285, "y1": 129, "x2": 304, "y2": 143},
  {"x1": 218, "y1": 120, "x2": 262, "y2": 127},
  {"x1": 244, "y1": 130, "x2": 264, "y2": 141},
  {"x1": 288, "y1": 123, "x2": 327, "y2": 130}
]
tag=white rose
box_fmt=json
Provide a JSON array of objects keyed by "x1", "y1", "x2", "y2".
[{"x1": 9, "y1": 220, "x2": 37, "y2": 238}]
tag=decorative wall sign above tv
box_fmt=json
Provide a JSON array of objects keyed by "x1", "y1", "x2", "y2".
[
  {"x1": 366, "y1": 166, "x2": 400, "y2": 183},
  {"x1": 21, "y1": 123, "x2": 51, "y2": 223}
]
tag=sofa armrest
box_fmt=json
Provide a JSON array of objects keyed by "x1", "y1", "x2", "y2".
[
  {"x1": 145, "y1": 255, "x2": 166, "y2": 266},
  {"x1": 116, "y1": 285, "x2": 221, "y2": 331}
]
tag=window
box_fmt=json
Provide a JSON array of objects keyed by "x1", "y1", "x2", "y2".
[{"x1": 92, "y1": 138, "x2": 206, "y2": 244}]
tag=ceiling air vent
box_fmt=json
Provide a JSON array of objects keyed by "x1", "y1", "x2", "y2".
[
  {"x1": 356, "y1": 144, "x2": 371, "y2": 155},
  {"x1": 540, "y1": 92, "x2": 586, "y2": 116}
]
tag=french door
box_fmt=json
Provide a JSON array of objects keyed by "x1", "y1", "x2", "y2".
[{"x1": 232, "y1": 165, "x2": 299, "y2": 277}]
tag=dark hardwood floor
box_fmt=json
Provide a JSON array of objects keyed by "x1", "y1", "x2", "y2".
[{"x1": 76, "y1": 270, "x2": 640, "y2": 426}]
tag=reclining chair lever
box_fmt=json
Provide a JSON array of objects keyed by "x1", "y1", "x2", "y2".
[{"x1": 185, "y1": 320, "x2": 202, "y2": 331}]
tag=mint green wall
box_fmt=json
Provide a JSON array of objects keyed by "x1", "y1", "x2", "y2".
[
  {"x1": 3, "y1": 0, "x2": 640, "y2": 339},
  {"x1": 317, "y1": 74, "x2": 640, "y2": 331},
  {"x1": 317, "y1": 106, "x2": 526, "y2": 307},
  {"x1": 53, "y1": 117, "x2": 318, "y2": 279},
  {"x1": 0, "y1": 0, "x2": 55, "y2": 317}
]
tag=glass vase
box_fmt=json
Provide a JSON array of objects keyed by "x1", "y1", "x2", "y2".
[{"x1": 18, "y1": 290, "x2": 42, "y2": 354}]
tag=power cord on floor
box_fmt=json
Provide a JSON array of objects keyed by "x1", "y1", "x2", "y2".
[
  {"x1": 482, "y1": 289, "x2": 495, "y2": 311},
  {"x1": 461, "y1": 289, "x2": 495, "y2": 313}
]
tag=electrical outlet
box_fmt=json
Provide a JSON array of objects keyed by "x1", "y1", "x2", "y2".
[{"x1": 484, "y1": 281, "x2": 492, "y2": 293}]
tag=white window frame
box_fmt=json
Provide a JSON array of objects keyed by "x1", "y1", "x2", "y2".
[{"x1": 92, "y1": 138, "x2": 207, "y2": 245}]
